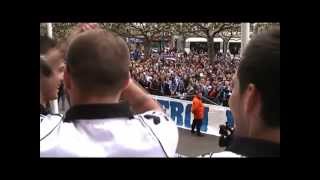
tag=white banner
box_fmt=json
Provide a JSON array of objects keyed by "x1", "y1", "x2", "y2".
[{"x1": 152, "y1": 95, "x2": 231, "y2": 136}]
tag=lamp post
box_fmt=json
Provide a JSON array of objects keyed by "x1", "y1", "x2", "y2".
[
  {"x1": 161, "y1": 32, "x2": 163, "y2": 53},
  {"x1": 240, "y1": 23, "x2": 250, "y2": 57}
]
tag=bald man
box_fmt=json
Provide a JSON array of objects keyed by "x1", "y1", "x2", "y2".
[{"x1": 40, "y1": 30, "x2": 178, "y2": 157}]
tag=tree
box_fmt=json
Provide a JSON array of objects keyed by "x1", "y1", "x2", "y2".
[
  {"x1": 40, "y1": 23, "x2": 75, "y2": 40},
  {"x1": 52, "y1": 23, "x2": 76, "y2": 40},
  {"x1": 40, "y1": 23, "x2": 48, "y2": 36},
  {"x1": 100, "y1": 23, "x2": 133, "y2": 38},
  {"x1": 40, "y1": 23, "x2": 170, "y2": 59},
  {"x1": 218, "y1": 24, "x2": 241, "y2": 58},
  {"x1": 125, "y1": 23, "x2": 173, "y2": 59},
  {"x1": 41, "y1": 23, "x2": 133, "y2": 42},
  {"x1": 171, "y1": 23, "x2": 200, "y2": 52},
  {"x1": 252, "y1": 23, "x2": 279, "y2": 35},
  {"x1": 194, "y1": 23, "x2": 235, "y2": 65}
]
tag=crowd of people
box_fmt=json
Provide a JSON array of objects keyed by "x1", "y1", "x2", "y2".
[{"x1": 130, "y1": 49, "x2": 240, "y2": 106}]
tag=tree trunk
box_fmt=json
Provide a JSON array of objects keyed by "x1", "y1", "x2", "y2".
[
  {"x1": 223, "y1": 39, "x2": 229, "y2": 59},
  {"x1": 144, "y1": 40, "x2": 151, "y2": 60},
  {"x1": 181, "y1": 35, "x2": 186, "y2": 53},
  {"x1": 207, "y1": 35, "x2": 215, "y2": 65}
]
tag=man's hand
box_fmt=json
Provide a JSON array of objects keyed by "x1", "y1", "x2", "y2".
[{"x1": 66, "y1": 23, "x2": 101, "y2": 48}]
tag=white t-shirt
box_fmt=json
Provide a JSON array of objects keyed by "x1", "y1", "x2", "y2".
[
  {"x1": 40, "y1": 104, "x2": 178, "y2": 158},
  {"x1": 197, "y1": 151, "x2": 243, "y2": 158},
  {"x1": 40, "y1": 114, "x2": 62, "y2": 141}
]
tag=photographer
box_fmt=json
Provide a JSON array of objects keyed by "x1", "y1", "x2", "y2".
[{"x1": 210, "y1": 27, "x2": 280, "y2": 157}]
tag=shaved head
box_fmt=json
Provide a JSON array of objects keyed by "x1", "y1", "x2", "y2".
[{"x1": 66, "y1": 30, "x2": 130, "y2": 95}]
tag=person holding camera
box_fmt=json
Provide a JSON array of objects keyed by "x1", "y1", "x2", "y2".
[{"x1": 203, "y1": 27, "x2": 280, "y2": 157}]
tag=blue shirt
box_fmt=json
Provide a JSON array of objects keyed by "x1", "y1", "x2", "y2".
[{"x1": 226, "y1": 110, "x2": 234, "y2": 128}]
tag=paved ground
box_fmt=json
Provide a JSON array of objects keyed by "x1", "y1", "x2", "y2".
[{"x1": 176, "y1": 128, "x2": 225, "y2": 157}]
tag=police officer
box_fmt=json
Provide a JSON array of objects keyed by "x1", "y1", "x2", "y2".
[
  {"x1": 191, "y1": 89, "x2": 205, "y2": 136},
  {"x1": 40, "y1": 28, "x2": 179, "y2": 157}
]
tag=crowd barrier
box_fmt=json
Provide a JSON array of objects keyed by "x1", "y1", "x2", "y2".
[{"x1": 152, "y1": 95, "x2": 233, "y2": 136}]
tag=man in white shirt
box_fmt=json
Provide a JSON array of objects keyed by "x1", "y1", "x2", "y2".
[
  {"x1": 40, "y1": 35, "x2": 65, "y2": 132},
  {"x1": 40, "y1": 28, "x2": 178, "y2": 157}
]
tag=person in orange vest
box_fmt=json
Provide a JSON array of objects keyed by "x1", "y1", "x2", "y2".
[{"x1": 191, "y1": 89, "x2": 205, "y2": 136}]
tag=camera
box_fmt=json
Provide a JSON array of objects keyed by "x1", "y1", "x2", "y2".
[
  {"x1": 219, "y1": 124, "x2": 230, "y2": 136},
  {"x1": 218, "y1": 123, "x2": 234, "y2": 148}
]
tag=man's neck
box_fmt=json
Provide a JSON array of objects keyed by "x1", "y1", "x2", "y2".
[
  {"x1": 71, "y1": 94, "x2": 121, "y2": 106},
  {"x1": 40, "y1": 93, "x2": 46, "y2": 108},
  {"x1": 254, "y1": 128, "x2": 280, "y2": 144}
]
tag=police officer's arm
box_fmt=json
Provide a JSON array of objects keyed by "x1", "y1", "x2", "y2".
[
  {"x1": 121, "y1": 78, "x2": 163, "y2": 114},
  {"x1": 191, "y1": 99, "x2": 197, "y2": 114}
]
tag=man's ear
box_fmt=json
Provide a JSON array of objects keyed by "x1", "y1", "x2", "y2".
[
  {"x1": 243, "y1": 83, "x2": 262, "y2": 136},
  {"x1": 123, "y1": 74, "x2": 131, "y2": 91},
  {"x1": 63, "y1": 68, "x2": 71, "y2": 91}
]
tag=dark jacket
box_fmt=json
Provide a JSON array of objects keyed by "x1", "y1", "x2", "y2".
[{"x1": 226, "y1": 137, "x2": 280, "y2": 157}]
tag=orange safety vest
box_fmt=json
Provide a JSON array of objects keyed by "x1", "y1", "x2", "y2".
[{"x1": 191, "y1": 96, "x2": 204, "y2": 120}]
